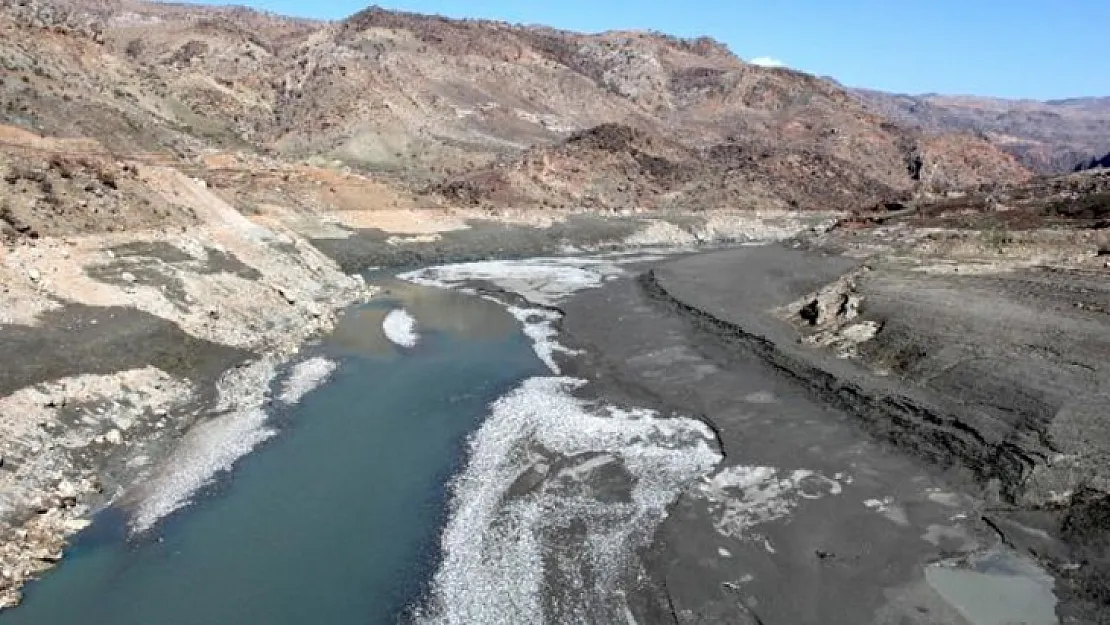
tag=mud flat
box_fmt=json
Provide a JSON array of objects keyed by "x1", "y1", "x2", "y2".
[
  {"x1": 310, "y1": 209, "x2": 836, "y2": 272},
  {"x1": 340, "y1": 236, "x2": 1106, "y2": 624},
  {"x1": 559, "y1": 243, "x2": 1108, "y2": 623}
]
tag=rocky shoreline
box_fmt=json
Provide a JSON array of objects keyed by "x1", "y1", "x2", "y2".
[
  {"x1": 0, "y1": 206, "x2": 832, "y2": 610},
  {"x1": 0, "y1": 171, "x2": 375, "y2": 608}
]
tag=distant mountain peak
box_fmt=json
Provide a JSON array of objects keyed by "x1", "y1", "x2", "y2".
[{"x1": 851, "y1": 88, "x2": 1110, "y2": 173}]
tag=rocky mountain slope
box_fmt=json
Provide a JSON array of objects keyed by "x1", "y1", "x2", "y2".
[
  {"x1": 853, "y1": 89, "x2": 1110, "y2": 173},
  {"x1": 0, "y1": 0, "x2": 1032, "y2": 230},
  {"x1": 430, "y1": 121, "x2": 1028, "y2": 212}
]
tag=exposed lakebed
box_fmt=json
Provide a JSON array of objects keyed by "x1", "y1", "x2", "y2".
[{"x1": 1, "y1": 253, "x2": 1065, "y2": 625}]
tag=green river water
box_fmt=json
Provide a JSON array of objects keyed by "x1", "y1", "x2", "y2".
[{"x1": 2, "y1": 280, "x2": 545, "y2": 625}]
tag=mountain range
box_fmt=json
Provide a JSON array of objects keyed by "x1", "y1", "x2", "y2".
[{"x1": 0, "y1": 0, "x2": 1105, "y2": 237}]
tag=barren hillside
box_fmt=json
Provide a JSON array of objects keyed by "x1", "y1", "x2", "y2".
[
  {"x1": 0, "y1": 0, "x2": 1034, "y2": 234},
  {"x1": 853, "y1": 89, "x2": 1110, "y2": 173}
]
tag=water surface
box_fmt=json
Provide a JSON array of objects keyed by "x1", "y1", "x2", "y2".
[{"x1": 3, "y1": 280, "x2": 545, "y2": 625}]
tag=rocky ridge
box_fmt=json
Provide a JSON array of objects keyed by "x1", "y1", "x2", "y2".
[
  {"x1": 2, "y1": 0, "x2": 1031, "y2": 208},
  {"x1": 853, "y1": 89, "x2": 1110, "y2": 174}
]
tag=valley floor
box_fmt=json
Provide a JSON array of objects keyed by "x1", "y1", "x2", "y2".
[{"x1": 0, "y1": 200, "x2": 1107, "y2": 623}]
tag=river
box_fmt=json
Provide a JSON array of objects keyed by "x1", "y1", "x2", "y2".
[{"x1": 2, "y1": 279, "x2": 546, "y2": 625}]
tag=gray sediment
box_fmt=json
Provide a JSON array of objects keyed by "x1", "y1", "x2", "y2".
[{"x1": 589, "y1": 244, "x2": 1110, "y2": 623}]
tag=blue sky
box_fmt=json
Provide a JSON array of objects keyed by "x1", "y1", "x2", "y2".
[{"x1": 180, "y1": 0, "x2": 1108, "y2": 100}]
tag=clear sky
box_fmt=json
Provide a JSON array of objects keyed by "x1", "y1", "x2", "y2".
[{"x1": 179, "y1": 0, "x2": 1108, "y2": 100}]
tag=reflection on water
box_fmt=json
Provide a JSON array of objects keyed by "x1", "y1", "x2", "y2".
[
  {"x1": 328, "y1": 279, "x2": 520, "y2": 355},
  {"x1": 925, "y1": 548, "x2": 1058, "y2": 625}
]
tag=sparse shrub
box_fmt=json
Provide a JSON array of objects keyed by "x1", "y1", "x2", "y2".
[
  {"x1": 125, "y1": 39, "x2": 144, "y2": 58},
  {"x1": 97, "y1": 168, "x2": 118, "y2": 189},
  {"x1": 169, "y1": 40, "x2": 210, "y2": 66},
  {"x1": 48, "y1": 155, "x2": 72, "y2": 178}
]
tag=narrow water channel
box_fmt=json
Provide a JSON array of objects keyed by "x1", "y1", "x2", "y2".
[{"x1": 2, "y1": 280, "x2": 546, "y2": 625}]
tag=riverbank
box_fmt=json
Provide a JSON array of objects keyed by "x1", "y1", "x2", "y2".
[
  {"x1": 0, "y1": 280, "x2": 548, "y2": 625},
  {"x1": 0, "y1": 201, "x2": 833, "y2": 609},
  {"x1": 0, "y1": 167, "x2": 375, "y2": 607},
  {"x1": 385, "y1": 234, "x2": 1107, "y2": 623},
  {"x1": 561, "y1": 242, "x2": 1109, "y2": 623},
  {"x1": 384, "y1": 243, "x2": 1090, "y2": 624}
]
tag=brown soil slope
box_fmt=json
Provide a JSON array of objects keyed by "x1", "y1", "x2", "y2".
[
  {"x1": 2, "y1": 0, "x2": 1031, "y2": 225},
  {"x1": 854, "y1": 90, "x2": 1110, "y2": 174}
]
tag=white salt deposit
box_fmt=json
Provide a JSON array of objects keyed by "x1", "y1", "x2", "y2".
[
  {"x1": 863, "y1": 496, "x2": 910, "y2": 526},
  {"x1": 382, "y1": 308, "x2": 419, "y2": 348},
  {"x1": 505, "y1": 305, "x2": 580, "y2": 373},
  {"x1": 130, "y1": 360, "x2": 278, "y2": 534},
  {"x1": 278, "y1": 357, "x2": 337, "y2": 405},
  {"x1": 399, "y1": 257, "x2": 627, "y2": 306},
  {"x1": 414, "y1": 377, "x2": 722, "y2": 625},
  {"x1": 405, "y1": 255, "x2": 731, "y2": 622},
  {"x1": 130, "y1": 409, "x2": 274, "y2": 534},
  {"x1": 697, "y1": 466, "x2": 844, "y2": 539}
]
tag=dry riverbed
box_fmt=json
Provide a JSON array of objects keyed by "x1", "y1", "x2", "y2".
[{"x1": 617, "y1": 236, "x2": 1110, "y2": 623}]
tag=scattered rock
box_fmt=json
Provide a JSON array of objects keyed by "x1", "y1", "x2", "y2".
[
  {"x1": 840, "y1": 321, "x2": 881, "y2": 343},
  {"x1": 62, "y1": 519, "x2": 91, "y2": 533}
]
